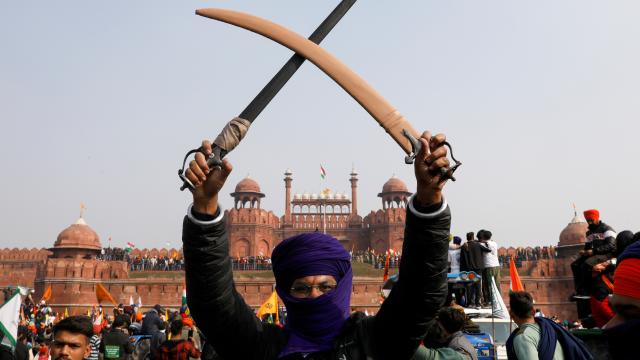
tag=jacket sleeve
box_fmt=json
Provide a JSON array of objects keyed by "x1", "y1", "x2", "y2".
[
  {"x1": 372, "y1": 197, "x2": 451, "y2": 359},
  {"x1": 182, "y1": 211, "x2": 285, "y2": 360}
]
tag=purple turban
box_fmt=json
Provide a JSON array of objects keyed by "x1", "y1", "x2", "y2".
[{"x1": 271, "y1": 232, "x2": 352, "y2": 358}]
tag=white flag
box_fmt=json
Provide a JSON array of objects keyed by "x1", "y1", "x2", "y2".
[
  {"x1": 489, "y1": 277, "x2": 508, "y2": 319},
  {"x1": 0, "y1": 290, "x2": 22, "y2": 348},
  {"x1": 129, "y1": 296, "x2": 134, "y2": 306},
  {"x1": 137, "y1": 296, "x2": 142, "y2": 308}
]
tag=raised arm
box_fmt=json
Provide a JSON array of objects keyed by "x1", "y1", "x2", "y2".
[
  {"x1": 373, "y1": 132, "x2": 452, "y2": 359},
  {"x1": 182, "y1": 141, "x2": 284, "y2": 360}
]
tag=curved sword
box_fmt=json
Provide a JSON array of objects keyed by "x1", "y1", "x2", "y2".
[
  {"x1": 179, "y1": 1, "x2": 358, "y2": 191},
  {"x1": 196, "y1": 8, "x2": 423, "y2": 159}
]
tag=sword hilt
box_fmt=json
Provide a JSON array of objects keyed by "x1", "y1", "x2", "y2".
[
  {"x1": 178, "y1": 146, "x2": 227, "y2": 191},
  {"x1": 401, "y1": 129, "x2": 462, "y2": 182}
]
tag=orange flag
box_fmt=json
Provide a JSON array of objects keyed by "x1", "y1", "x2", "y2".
[
  {"x1": 41, "y1": 285, "x2": 52, "y2": 302},
  {"x1": 509, "y1": 257, "x2": 524, "y2": 292},
  {"x1": 95, "y1": 283, "x2": 117, "y2": 305}
]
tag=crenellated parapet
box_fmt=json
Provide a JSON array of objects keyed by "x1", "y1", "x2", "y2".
[
  {"x1": 42, "y1": 258, "x2": 129, "y2": 280},
  {"x1": 0, "y1": 248, "x2": 51, "y2": 261},
  {"x1": 226, "y1": 208, "x2": 280, "y2": 226}
]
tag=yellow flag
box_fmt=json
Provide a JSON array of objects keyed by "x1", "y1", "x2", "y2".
[
  {"x1": 256, "y1": 291, "x2": 279, "y2": 324},
  {"x1": 64, "y1": 308, "x2": 69, "y2": 318}
]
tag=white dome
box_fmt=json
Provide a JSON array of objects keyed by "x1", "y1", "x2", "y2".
[
  {"x1": 303, "y1": 193, "x2": 310, "y2": 200},
  {"x1": 294, "y1": 194, "x2": 301, "y2": 200},
  {"x1": 319, "y1": 193, "x2": 326, "y2": 199},
  {"x1": 311, "y1": 193, "x2": 318, "y2": 199}
]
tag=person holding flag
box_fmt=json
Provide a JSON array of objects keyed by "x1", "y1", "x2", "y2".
[{"x1": 182, "y1": 131, "x2": 461, "y2": 359}]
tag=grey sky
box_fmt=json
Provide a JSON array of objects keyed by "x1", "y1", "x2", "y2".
[{"x1": 1, "y1": 1, "x2": 638, "y2": 249}]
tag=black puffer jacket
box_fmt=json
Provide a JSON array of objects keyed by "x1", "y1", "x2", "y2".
[
  {"x1": 183, "y1": 202, "x2": 453, "y2": 360},
  {"x1": 585, "y1": 221, "x2": 617, "y2": 256}
]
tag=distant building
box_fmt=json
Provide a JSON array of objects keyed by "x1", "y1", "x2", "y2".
[
  {"x1": 225, "y1": 169, "x2": 412, "y2": 257},
  {"x1": 0, "y1": 177, "x2": 589, "y2": 320}
]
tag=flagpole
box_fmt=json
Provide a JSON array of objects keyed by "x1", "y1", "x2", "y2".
[{"x1": 323, "y1": 198, "x2": 327, "y2": 234}]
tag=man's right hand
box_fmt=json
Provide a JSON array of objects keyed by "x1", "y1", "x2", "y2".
[{"x1": 184, "y1": 140, "x2": 233, "y2": 216}]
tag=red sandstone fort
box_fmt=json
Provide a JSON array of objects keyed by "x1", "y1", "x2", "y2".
[{"x1": 0, "y1": 171, "x2": 588, "y2": 320}]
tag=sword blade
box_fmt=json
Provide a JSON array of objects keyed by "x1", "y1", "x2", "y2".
[
  {"x1": 180, "y1": 1, "x2": 357, "y2": 191},
  {"x1": 239, "y1": 0, "x2": 357, "y2": 121}
]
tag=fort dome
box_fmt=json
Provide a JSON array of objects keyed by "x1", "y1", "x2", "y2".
[
  {"x1": 381, "y1": 176, "x2": 409, "y2": 194},
  {"x1": 558, "y1": 213, "x2": 588, "y2": 247},
  {"x1": 51, "y1": 218, "x2": 102, "y2": 259},
  {"x1": 234, "y1": 176, "x2": 261, "y2": 193}
]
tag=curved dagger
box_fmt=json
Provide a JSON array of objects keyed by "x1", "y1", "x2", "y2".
[{"x1": 196, "y1": 8, "x2": 420, "y2": 157}]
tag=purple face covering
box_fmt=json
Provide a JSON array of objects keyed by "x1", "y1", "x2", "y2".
[{"x1": 271, "y1": 232, "x2": 352, "y2": 358}]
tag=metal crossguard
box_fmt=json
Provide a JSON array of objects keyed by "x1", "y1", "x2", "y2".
[{"x1": 402, "y1": 129, "x2": 462, "y2": 182}]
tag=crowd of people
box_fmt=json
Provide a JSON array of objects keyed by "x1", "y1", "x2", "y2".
[
  {"x1": 97, "y1": 250, "x2": 185, "y2": 272},
  {"x1": 98, "y1": 248, "x2": 276, "y2": 272},
  {"x1": 350, "y1": 250, "x2": 401, "y2": 269},
  {"x1": 445, "y1": 230, "x2": 502, "y2": 309},
  {"x1": 498, "y1": 246, "x2": 559, "y2": 269},
  {"x1": 0, "y1": 293, "x2": 224, "y2": 360}
]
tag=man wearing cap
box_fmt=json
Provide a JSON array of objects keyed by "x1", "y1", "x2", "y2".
[{"x1": 182, "y1": 132, "x2": 465, "y2": 359}]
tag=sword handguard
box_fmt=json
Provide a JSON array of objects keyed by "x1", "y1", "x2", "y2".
[
  {"x1": 402, "y1": 129, "x2": 422, "y2": 165},
  {"x1": 401, "y1": 129, "x2": 462, "y2": 182},
  {"x1": 178, "y1": 146, "x2": 227, "y2": 192}
]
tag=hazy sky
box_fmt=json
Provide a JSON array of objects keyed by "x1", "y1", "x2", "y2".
[{"x1": 1, "y1": 1, "x2": 638, "y2": 249}]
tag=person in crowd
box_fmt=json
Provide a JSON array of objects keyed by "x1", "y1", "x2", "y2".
[
  {"x1": 50, "y1": 317, "x2": 93, "y2": 360},
  {"x1": 604, "y1": 240, "x2": 640, "y2": 359},
  {"x1": 437, "y1": 307, "x2": 477, "y2": 360},
  {"x1": 570, "y1": 209, "x2": 617, "y2": 325},
  {"x1": 448, "y1": 236, "x2": 464, "y2": 305},
  {"x1": 100, "y1": 315, "x2": 133, "y2": 360},
  {"x1": 460, "y1": 232, "x2": 487, "y2": 308},
  {"x1": 613, "y1": 230, "x2": 637, "y2": 258},
  {"x1": 35, "y1": 338, "x2": 49, "y2": 360},
  {"x1": 449, "y1": 236, "x2": 462, "y2": 274},
  {"x1": 571, "y1": 209, "x2": 616, "y2": 298},
  {"x1": 158, "y1": 319, "x2": 201, "y2": 360},
  {"x1": 478, "y1": 230, "x2": 500, "y2": 298},
  {"x1": 87, "y1": 327, "x2": 100, "y2": 360},
  {"x1": 182, "y1": 132, "x2": 464, "y2": 359},
  {"x1": 13, "y1": 329, "x2": 30, "y2": 360},
  {"x1": 141, "y1": 305, "x2": 165, "y2": 336},
  {"x1": 507, "y1": 291, "x2": 592, "y2": 360},
  {"x1": 534, "y1": 309, "x2": 545, "y2": 318}
]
